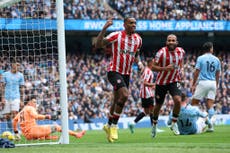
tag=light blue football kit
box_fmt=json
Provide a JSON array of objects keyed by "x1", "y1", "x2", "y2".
[
  {"x1": 168, "y1": 104, "x2": 207, "y2": 135},
  {"x1": 195, "y1": 53, "x2": 221, "y2": 81}
]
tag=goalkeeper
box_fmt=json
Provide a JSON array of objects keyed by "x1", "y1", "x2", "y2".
[{"x1": 12, "y1": 96, "x2": 86, "y2": 140}]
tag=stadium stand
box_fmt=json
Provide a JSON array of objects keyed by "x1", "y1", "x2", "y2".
[
  {"x1": 0, "y1": 0, "x2": 229, "y2": 20},
  {"x1": 108, "y1": 0, "x2": 229, "y2": 20},
  {"x1": 0, "y1": 51, "x2": 229, "y2": 122}
]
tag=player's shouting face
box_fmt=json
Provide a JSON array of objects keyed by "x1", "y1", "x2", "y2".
[
  {"x1": 124, "y1": 17, "x2": 136, "y2": 35},
  {"x1": 166, "y1": 34, "x2": 178, "y2": 51}
]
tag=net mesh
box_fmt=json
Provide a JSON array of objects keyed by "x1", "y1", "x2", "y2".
[{"x1": 0, "y1": 0, "x2": 61, "y2": 145}]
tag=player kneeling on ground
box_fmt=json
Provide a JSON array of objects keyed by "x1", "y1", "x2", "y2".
[{"x1": 13, "y1": 96, "x2": 86, "y2": 140}]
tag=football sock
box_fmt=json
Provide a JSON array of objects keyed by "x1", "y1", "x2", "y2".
[
  {"x1": 208, "y1": 108, "x2": 215, "y2": 119},
  {"x1": 108, "y1": 113, "x2": 113, "y2": 126},
  {"x1": 111, "y1": 113, "x2": 120, "y2": 125},
  {"x1": 134, "y1": 112, "x2": 146, "y2": 123},
  {"x1": 150, "y1": 113, "x2": 154, "y2": 125}
]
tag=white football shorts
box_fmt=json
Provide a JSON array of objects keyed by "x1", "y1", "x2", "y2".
[
  {"x1": 193, "y1": 80, "x2": 216, "y2": 100},
  {"x1": 1, "y1": 99, "x2": 20, "y2": 114},
  {"x1": 196, "y1": 117, "x2": 207, "y2": 134}
]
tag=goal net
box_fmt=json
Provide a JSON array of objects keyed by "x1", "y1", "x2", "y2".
[{"x1": 0, "y1": 0, "x2": 69, "y2": 145}]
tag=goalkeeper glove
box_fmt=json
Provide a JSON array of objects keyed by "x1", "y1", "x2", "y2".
[
  {"x1": 51, "y1": 115, "x2": 58, "y2": 121},
  {"x1": 45, "y1": 115, "x2": 51, "y2": 120},
  {"x1": 45, "y1": 115, "x2": 58, "y2": 120}
]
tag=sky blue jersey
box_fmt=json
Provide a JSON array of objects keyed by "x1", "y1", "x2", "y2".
[
  {"x1": 195, "y1": 53, "x2": 221, "y2": 81},
  {"x1": 168, "y1": 104, "x2": 207, "y2": 135},
  {"x1": 2, "y1": 71, "x2": 25, "y2": 100}
]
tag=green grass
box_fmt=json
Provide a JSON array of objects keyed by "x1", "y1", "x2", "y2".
[{"x1": 4, "y1": 125, "x2": 230, "y2": 153}]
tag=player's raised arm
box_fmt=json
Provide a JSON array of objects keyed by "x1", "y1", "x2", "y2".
[{"x1": 95, "y1": 19, "x2": 113, "y2": 49}]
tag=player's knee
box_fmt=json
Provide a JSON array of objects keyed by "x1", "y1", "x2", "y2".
[{"x1": 120, "y1": 90, "x2": 129, "y2": 101}]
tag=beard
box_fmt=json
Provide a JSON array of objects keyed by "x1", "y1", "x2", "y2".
[{"x1": 167, "y1": 44, "x2": 177, "y2": 51}]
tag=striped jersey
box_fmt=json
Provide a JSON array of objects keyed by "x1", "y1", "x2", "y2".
[
  {"x1": 154, "y1": 47, "x2": 185, "y2": 85},
  {"x1": 105, "y1": 30, "x2": 142, "y2": 75},
  {"x1": 140, "y1": 67, "x2": 154, "y2": 98}
]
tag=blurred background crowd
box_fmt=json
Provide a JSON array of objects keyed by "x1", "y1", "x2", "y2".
[
  {"x1": 0, "y1": 0, "x2": 229, "y2": 20},
  {"x1": 0, "y1": 51, "x2": 229, "y2": 123}
]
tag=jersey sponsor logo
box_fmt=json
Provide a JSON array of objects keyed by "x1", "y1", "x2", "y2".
[
  {"x1": 121, "y1": 49, "x2": 135, "y2": 56},
  {"x1": 177, "y1": 82, "x2": 181, "y2": 89}
]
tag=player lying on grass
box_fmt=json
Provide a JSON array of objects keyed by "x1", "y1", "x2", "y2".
[
  {"x1": 13, "y1": 96, "x2": 86, "y2": 140},
  {"x1": 167, "y1": 93, "x2": 212, "y2": 135}
]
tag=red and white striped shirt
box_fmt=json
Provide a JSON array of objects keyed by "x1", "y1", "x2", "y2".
[
  {"x1": 140, "y1": 67, "x2": 154, "y2": 98},
  {"x1": 154, "y1": 47, "x2": 185, "y2": 85},
  {"x1": 106, "y1": 30, "x2": 142, "y2": 75}
]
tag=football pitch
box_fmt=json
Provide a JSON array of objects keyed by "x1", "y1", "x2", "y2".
[{"x1": 7, "y1": 125, "x2": 230, "y2": 153}]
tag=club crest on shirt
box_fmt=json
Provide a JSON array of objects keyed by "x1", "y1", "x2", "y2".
[
  {"x1": 177, "y1": 82, "x2": 181, "y2": 89},
  {"x1": 156, "y1": 95, "x2": 160, "y2": 100},
  {"x1": 121, "y1": 50, "x2": 135, "y2": 56},
  {"x1": 117, "y1": 79, "x2": 121, "y2": 84}
]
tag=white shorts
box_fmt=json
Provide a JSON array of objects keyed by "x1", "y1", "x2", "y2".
[
  {"x1": 193, "y1": 80, "x2": 216, "y2": 100},
  {"x1": 0, "y1": 99, "x2": 20, "y2": 114},
  {"x1": 196, "y1": 117, "x2": 207, "y2": 134}
]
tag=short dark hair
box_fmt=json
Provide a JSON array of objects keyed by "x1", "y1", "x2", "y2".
[
  {"x1": 10, "y1": 58, "x2": 17, "y2": 64},
  {"x1": 147, "y1": 59, "x2": 153, "y2": 65},
  {"x1": 24, "y1": 95, "x2": 37, "y2": 105},
  {"x1": 124, "y1": 17, "x2": 133, "y2": 23},
  {"x1": 202, "y1": 42, "x2": 213, "y2": 52}
]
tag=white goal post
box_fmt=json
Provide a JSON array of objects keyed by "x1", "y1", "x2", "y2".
[{"x1": 0, "y1": 0, "x2": 69, "y2": 145}]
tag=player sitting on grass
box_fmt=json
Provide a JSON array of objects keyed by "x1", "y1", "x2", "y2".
[
  {"x1": 167, "y1": 93, "x2": 212, "y2": 135},
  {"x1": 13, "y1": 96, "x2": 86, "y2": 140}
]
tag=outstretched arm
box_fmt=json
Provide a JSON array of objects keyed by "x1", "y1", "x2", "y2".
[
  {"x1": 13, "y1": 113, "x2": 19, "y2": 133},
  {"x1": 12, "y1": 113, "x2": 22, "y2": 140}
]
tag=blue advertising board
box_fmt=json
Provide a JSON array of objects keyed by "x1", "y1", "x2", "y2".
[
  {"x1": 1, "y1": 114, "x2": 229, "y2": 134},
  {"x1": 0, "y1": 18, "x2": 230, "y2": 31}
]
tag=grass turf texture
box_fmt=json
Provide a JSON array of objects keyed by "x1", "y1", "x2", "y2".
[{"x1": 5, "y1": 125, "x2": 230, "y2": 153}]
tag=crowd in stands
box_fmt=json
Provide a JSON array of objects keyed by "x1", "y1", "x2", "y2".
[
  {"x1": 109, "y1": 0, "x2": 229, "y2": 20},
  {"x1": 0, "y1": 0, "x2": 229, "y2": 20},
  {"x1": 0, "y1": 51, "x2": 229, "y2": 122}
]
